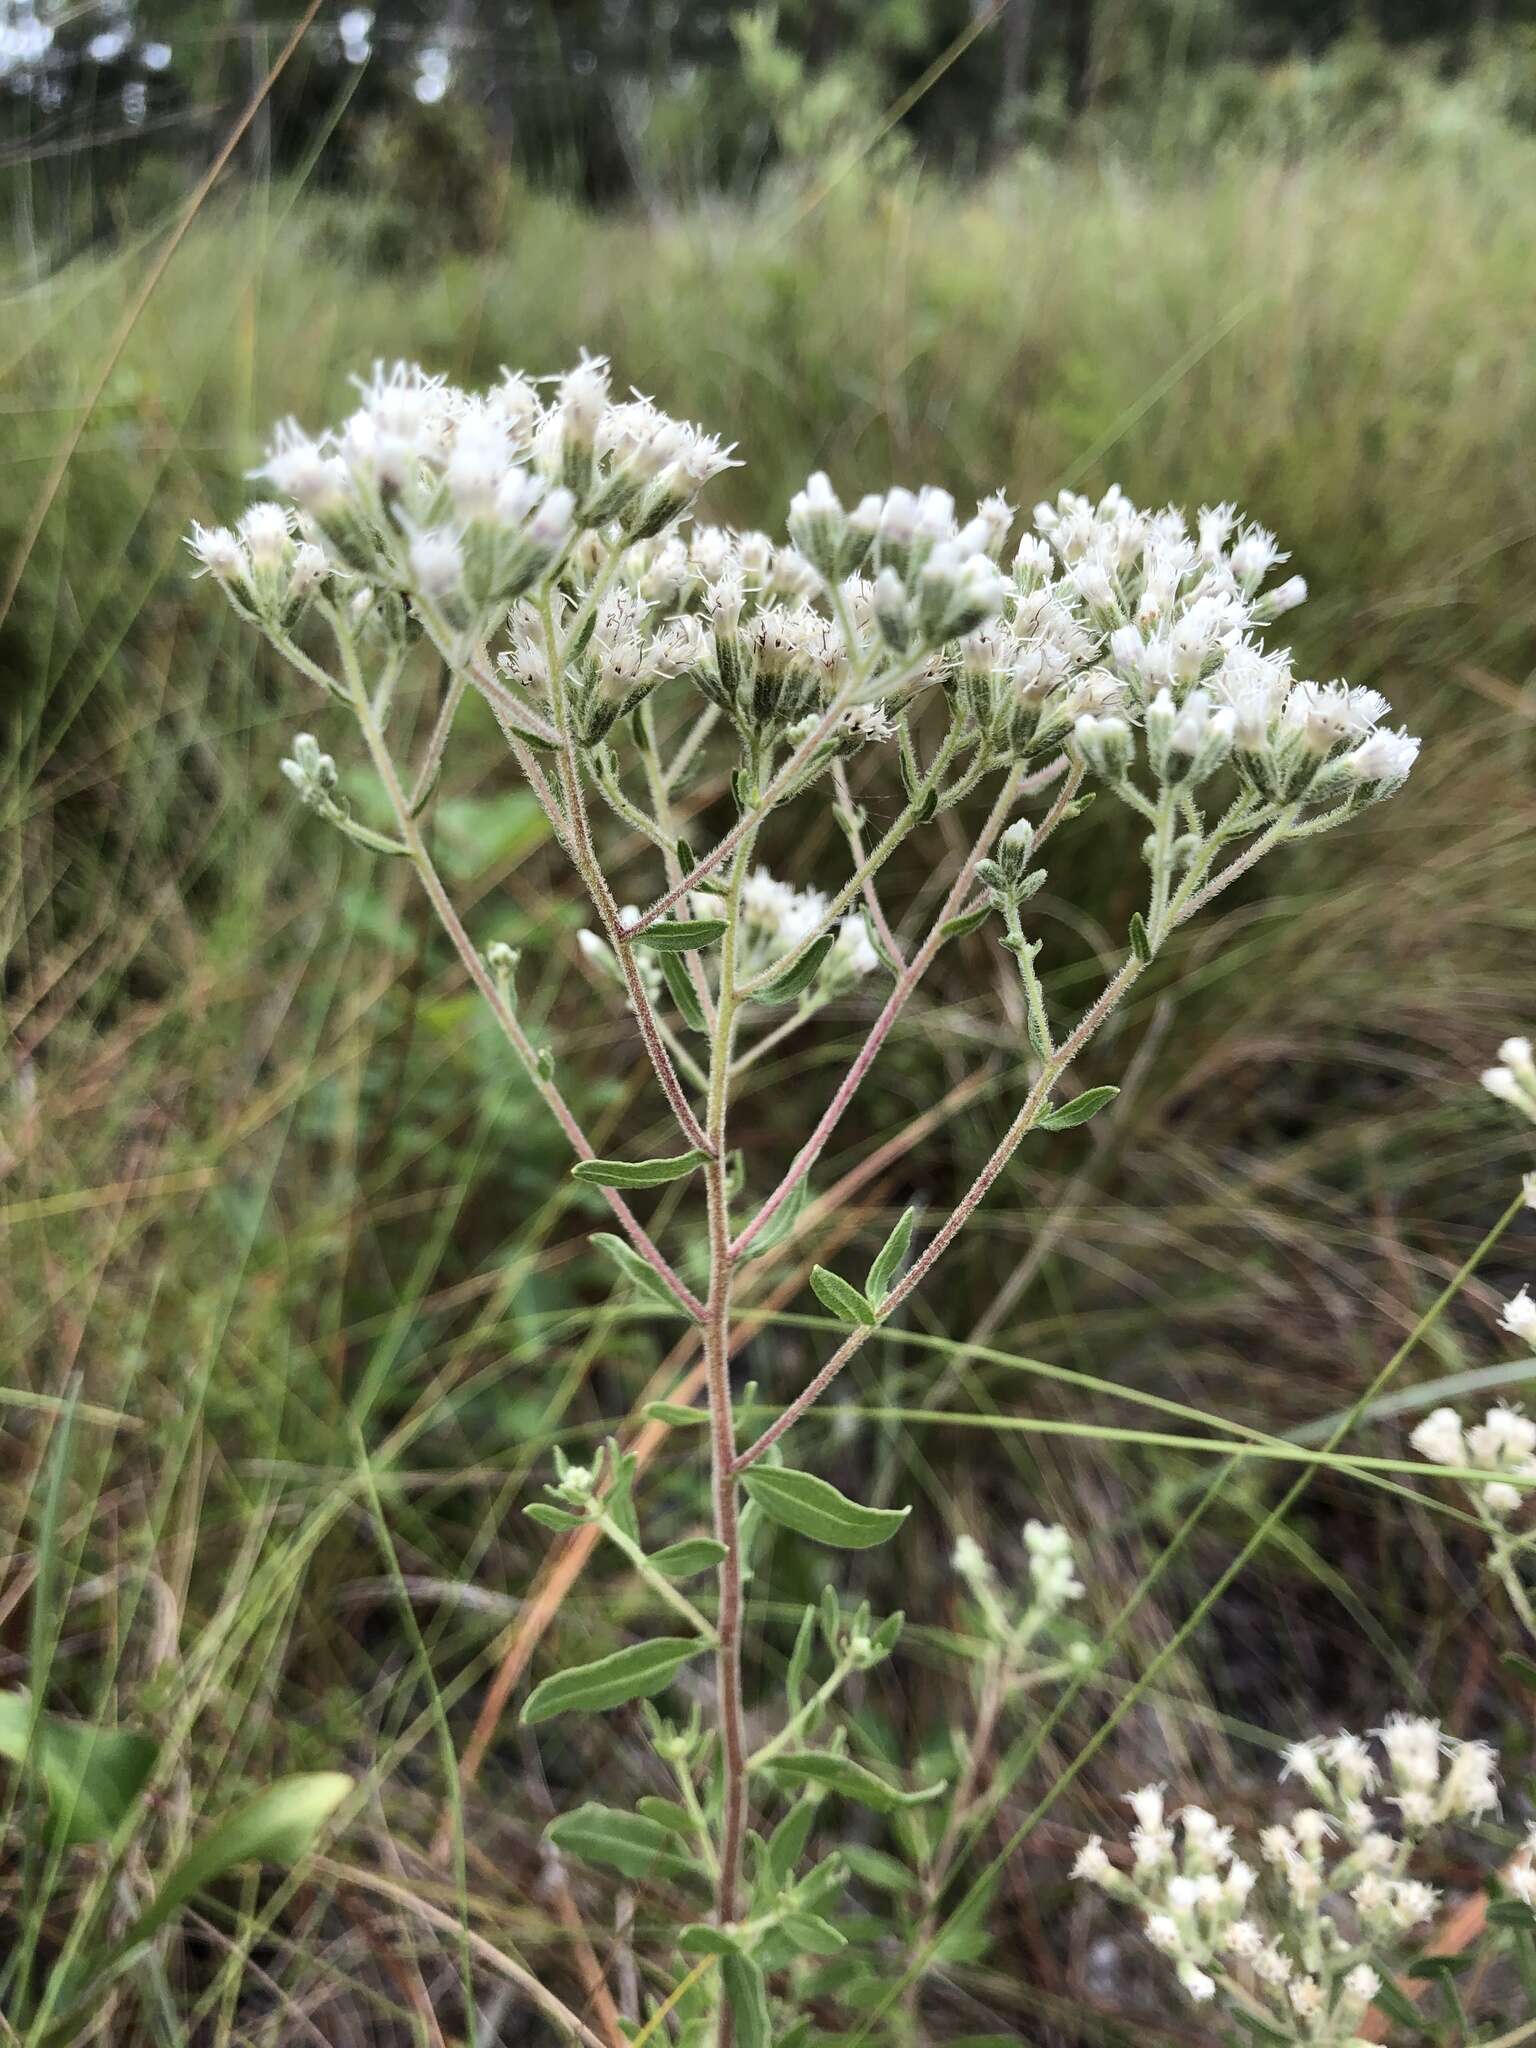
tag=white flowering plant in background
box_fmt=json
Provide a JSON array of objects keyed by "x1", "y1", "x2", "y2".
[
  {"x1": 184, "y1": 351, "x2": 1531, "y2": 2043},
  {"x1": 1405, "y1": 1041, "x2": 1536, "y2": 1639},
  {"x1": 1074, "y1": 1720, "x2": 1536, "y2": 2045}
]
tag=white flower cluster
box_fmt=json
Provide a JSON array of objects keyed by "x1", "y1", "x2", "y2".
[
  {"x1": 195, "y1": 357, "x2": 733, "y2": 641},
  {"x1": 735, "y1": 867, "x2": 880, "y2": 988},
  {"x1": 993, "y1": 488, "x2": 1419, "y2": 803},
  {"x1": 188, "y1": 501, "x2": 328, "y2": 630},
  {"x1": 1412, "y1": 1388, "x2": 1536, "y2": 1520},
  {"x1": 952, "y1": 1519, "x2": 1084, "y2": 1650},
  {"x1": 1074, "y1": 1720, "x2": 1499, "y2": 2042},
  {"x1": 1484, "y1": 1038, "x2": 1536, "y2": 1127}
]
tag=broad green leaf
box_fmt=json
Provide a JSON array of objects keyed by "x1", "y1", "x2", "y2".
[
  {"x1": 659, "y1": 950, "x2": 707, "y2": 1031},
  {"x1": 864, "y1": 1207, "x2": 915, "y2": 1309},
  {"x1": 109, "y1": 1774, "x2": 350, "y2": 1960},
  {"x1": 738, "y1": 1174, "x2": 809, "y2": 1263},
  {"x1": 522, "y1": 1637, "x2": 702, "y2": 1723},
  {"x1": 1035, "y1": 1085, "x2": 1119, "y2": 1132},
  {"x1": 547, "y1": 1802, "x2": 702, "y2": 1882},
  {"x1": 592, "y1": 1235, "x2": 702, "y2": 1322},
  {"x1": 939, "y1": 904, "x2": 991, "y2": 941},
  {"x1": 643, "y1": 1398, "x2": 708, "y2": 1427},
  {"x1": 648, "y1": 1538, "x2": 727, "y2": 1579},
  {"x1": 780, "y1": 1911, "x2": 847, "y2": 1955},
  {"x1": 720, "y1": 1952, "x2": 771, "y2": 2048},
  {"x1": 741, "y1": 1468, "x2": 909, "y2": 1550},
  {"x1": 809, "y1": 1266, "x2": 876, "y2": 1327},
  {"x1": 0, "y1": 1692, "x2": 158, "y2": 1846},
  {"x1": 573, "y1": 1150, "x2": 709, "y2": 1190},
  {"x1": 749, "y1": 932, "x2": 834, "y2": 1005},
  {"x1": 762, "y1": 1751, "x2": 945, "y2": 1813},
  {"x1": 1502, "y1": 1649, "x2": 1536, "y2": 1691},
  {"x1": 630, "y1": 918, "x2": 728, "y2": 954}
]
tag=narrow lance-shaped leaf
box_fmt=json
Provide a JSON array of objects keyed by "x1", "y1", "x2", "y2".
[
  {"x1": 647, "y1": 1538, "x2": 728, "y2": 1579},
  {"x1": 742, "y1": 1467, "x2": 910, "y2": 1550},
  {"x1": 591, "y1": 1233, "x2": 701, "y2": 1322},
  {"x1": 522, "y1": 1637, "x2": 703, "y2": 1723},
  {"x1": 572, "y1": 1149, "x2": 709, "y2": 1189},
  {"x1": 547, "y1": 1802, "x2": 704, "y2": 1883},
  {"x1": 658, "y1": 949, "x2": 707, "y2": 1031},
  {"x1": 738, "y1": 1173, "x2": 809, "y2": 1263},
  {"x1": 628, "y1": 918, "x2": 728, "y2": 954},
  {"x1": 762, "y1": 1750, "x2": 946, "y2": 1813},
  {"x1": 809, "y1": 1265, "x2": 876, "y2": 1327},
  {"x1": 939, "y1": 904, "x2": 991, "y2": 941},
  {"x1": 865, "y1": 1206, "x2": 915, "y2": 1309},
  {"x1": 1036, "y1": 1085, "x2": 1119, "y2": 1132},
  {"x1": 748, "y1": 932, "x2": 834, "y2": 1005},
  {"x1": 720, "y1": 1952, "x2": 772, "y2": 2048}
]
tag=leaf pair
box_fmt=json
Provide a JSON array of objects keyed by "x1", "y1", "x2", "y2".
[{"x1": 809, "y1": 1203, "x2": 915, "y2": 1326}]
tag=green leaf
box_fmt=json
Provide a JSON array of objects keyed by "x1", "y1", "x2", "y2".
[
  {"x1": 1488, "y1": 1898, "x2": 1536, "y2": 1929},
  {"x1": 522, "y1": 1637, "x2": 703, "y2": 1723},
  {"x1": 749, "y1": 932, "x2": 835, "y2": 1005},
  {"x1": 105, "y1": 1775, "x2": 350, "y2": 1962},
  {"x1": 840, "y1": 1843, "x2": 921, "y2": 1894},
  {"x1": 1502, "y1": 1649, "x2": 1536, "y2": 1691},
  {"x1": 678, "y1": 1922, "x2": 743, "y2": 1957},
  {"x1": 1368, "y1": 1979, "x2": 1426, "y2": 2031},
  {"x1": 0, "y1": 1693, "x2": 158, "y2": 1846},
  {"x1": 635, "y1": 1795, "x2": 695, "y2": 1836},
  {"x1": 766, "y1": 1799, "x2": 816, "y2": 1883},
  {"x1": 762, "y1": 1751, "x2": 945, "y2": 1813},
  {"x1": 643, "y1": 1399, "x2": 708, "y2": 1427},
  {"x1": 1035, "y1": 1085, "x2": 1119, "y2": 1132},
  {"x1": 547, "y1": 1802, "x2": 701, "y2": 1882},
  {"x1": 809, "y1": 1266, "x2": 876, "y2": 1327},
  {"x1": 630, "y1": 918, "x2": 728, "y2": 954},
  {"x1": 525, "y1": 1503, "x2": 588, "y2": 1532},
  {"x1": 738, "y1": 1174, "x2": 809, "y2": 1263},
  {"x1": 720, "y1": 1952, "x2": 771, "y2": 2048},
  {"x1": 648, "y1": 1538, "x2": 727, "y2": 1579},
  {"x1": 573, "y1": 1150, "x2": 709, "y2": 1189},
  {"x1": 592, "y1": 1235, "x2": 702, "y2": 1323},
  {"x1": 1128, "y1": 910, "x2": 1152, "y2": 963},
  {"x1": 864, "y1": 1207, "x2": 915, "y2": 1309},
  {"x1": 659, "y1": 950, "x2": 708, "y2": 1031},
  {"x1": 939, "y1": 905, "x2": 991, "y2": 941},
  {"x1": 785, "y1": 1605, "x2": 816, "y2": 1708},
  {"x1": 780, "y1": 1911, "x2": 847, "y2": 1955},
  {"x1": 741, "y1": 1468, "x2": 909, "y2": 1550},
  {"x1": 1404, "y1": 1953, "x2": 1474, "y2": 1979}
]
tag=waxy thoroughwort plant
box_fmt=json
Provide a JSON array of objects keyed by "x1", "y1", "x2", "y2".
[{"x1": 192, "y1": 355, "x2": 1433, "y2": 2042}]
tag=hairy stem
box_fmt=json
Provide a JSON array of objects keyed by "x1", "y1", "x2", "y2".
[{"x1": 339, "y1": 635, "x2": 706, "y2": 1320}]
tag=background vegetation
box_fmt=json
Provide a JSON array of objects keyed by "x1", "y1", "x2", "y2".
[{"x1": 3, "y1": 2, "x2": 1536, "y2": 2040}]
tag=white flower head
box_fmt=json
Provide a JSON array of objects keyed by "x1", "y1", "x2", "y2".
[{"x1": 1500, "y1": 1288, "x2": 1536, "y2": 1347}]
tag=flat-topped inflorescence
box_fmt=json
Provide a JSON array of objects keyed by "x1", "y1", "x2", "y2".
[{"x1": 1075, "y1": 1721, "x2": 1502, "y2": 2043}]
